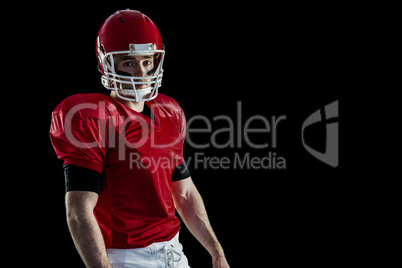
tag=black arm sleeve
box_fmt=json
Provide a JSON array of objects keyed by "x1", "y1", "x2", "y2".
[
  {"x1": 172, "y1": 160, "x2": 191, "y2": 182},
  {"x1": 63, "y1": 164, "x2": 103, "y2": 194}
]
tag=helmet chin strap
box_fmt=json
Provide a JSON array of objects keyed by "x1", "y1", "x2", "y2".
[{"x1": 121, "y1": 87, "x2": 152, "y2": 101}]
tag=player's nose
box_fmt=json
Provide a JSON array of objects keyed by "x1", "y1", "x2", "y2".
[{"x1": 133, "y1": 65, "x2": 148, "y2": 77}]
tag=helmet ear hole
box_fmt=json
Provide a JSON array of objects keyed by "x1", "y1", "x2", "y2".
[{"x1": 120, "y1": 17, "x2": 124, "y2": 23}]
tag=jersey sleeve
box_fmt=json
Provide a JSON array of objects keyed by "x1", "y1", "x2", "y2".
[
  {"x1": 179, "y1": 109, "x2": 187, "y2": 146},
  {"x1": 170, "y1": 107, "x2": 189, "y2": 180},
  {"x1": 175, "y1": 107, "x2": 187, "y2": 164},
  {"x1": 50, "y1": 102, "x2": 106, "y2": 174}
]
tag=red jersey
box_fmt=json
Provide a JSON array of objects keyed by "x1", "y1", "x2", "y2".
[{"x1": 50, "y1": 93, "x2": 186, "y2": 249}]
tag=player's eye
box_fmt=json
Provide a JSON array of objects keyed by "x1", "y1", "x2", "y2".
[
  {"x1": 123, "y1": 61, "x2": 135, "y2": 67},
  {"x1": 144, "y1": 60, "x2": 152, "y2": 66}
]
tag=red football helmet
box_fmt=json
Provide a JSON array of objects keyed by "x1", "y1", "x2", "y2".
[{"x1": 96, "y1": 10, "x2": 165, "y2": 102}]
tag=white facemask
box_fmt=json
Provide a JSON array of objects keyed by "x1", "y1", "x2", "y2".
[{"x1": 98, "y1": 42, "x2": 165, "y2": 102}]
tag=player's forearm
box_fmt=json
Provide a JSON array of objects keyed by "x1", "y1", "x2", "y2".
[
  {"x1": 67, "y1": 211, "x2": 111, "y2": 268},
  {"x1": 176, "y1": 187, "x2": 225, "y2": 259}
]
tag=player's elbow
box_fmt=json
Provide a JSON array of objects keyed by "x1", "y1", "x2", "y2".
[
  {"x1": 65, "y1": 191, "x2": 99, "y2": 227},
  {"x1": 66, "y1": 204, "x2": 92, "y2": 228}
]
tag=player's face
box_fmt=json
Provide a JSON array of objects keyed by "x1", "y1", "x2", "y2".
[{"x1": 114, "y1": 54, "x2": 154, "y2": 89}]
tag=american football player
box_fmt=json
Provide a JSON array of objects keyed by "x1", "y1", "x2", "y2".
[{"x1": 50, "y1": 9, "x2": 229, "y2": 268}]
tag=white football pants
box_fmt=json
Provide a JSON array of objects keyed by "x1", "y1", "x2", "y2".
[{"x1": 107, "y1": 232, "x2": 190, "y2": 268}]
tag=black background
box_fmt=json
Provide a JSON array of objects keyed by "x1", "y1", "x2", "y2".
[{"x1": 12, "y1": 2, "x2": 358, "y2": 267}]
